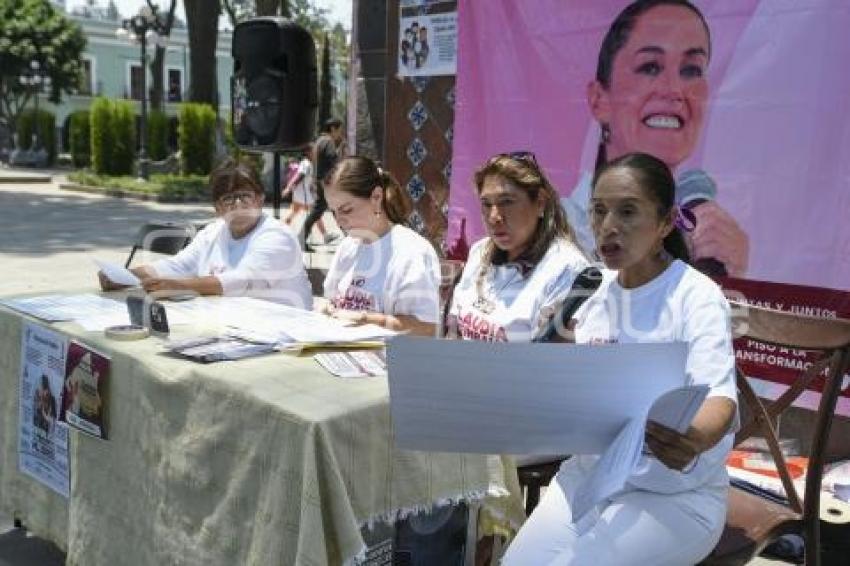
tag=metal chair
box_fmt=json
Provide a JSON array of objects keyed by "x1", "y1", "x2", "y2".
[
  {"x1": 699, "y1": 301, "x2": 850, "y2": 566},
  {"x1": 124, "y1": 221, "x2": 196, "y2": 268}
]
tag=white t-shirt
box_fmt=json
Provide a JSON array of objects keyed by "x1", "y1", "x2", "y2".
[
  {"x1": 561, "y1": 171, "x2": 595, "y2": 259},
  {"x1": 450, "y1": 237, "x2": 589, "y2": 342},
  {"x1": 323, "y1": 224, "x2": 441, "y2": 323},
  {"x1": 573, "y1": 259, "x2": 738, "y2": 492},
  {"x1": 152, "y1": 214, "x2": 312, "y2": 309},
  {"x1": 291, "y1": 158, "x2": 315, "y2": 206}
]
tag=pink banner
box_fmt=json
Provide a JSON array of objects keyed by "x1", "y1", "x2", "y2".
[
  {"x1": 448, "y1": 0, "x2": 850, "y2": 294},
  {"x1": 448, "y1": 0, "x2": 850, "y2": 404}
]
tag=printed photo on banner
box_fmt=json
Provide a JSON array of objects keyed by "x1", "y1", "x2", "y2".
[
  {"x1": 447, "y1": 0, "x2": 850, "y2": 408},
  {"x1": 398, "y1": 2, "x2": 457, "y2": 77},
  {"x1": 60, "y1": 341, "x2": 110, "y2": 439},
  {"x1": 18, "y1": 322, "x2": 70, "y2": 498}
]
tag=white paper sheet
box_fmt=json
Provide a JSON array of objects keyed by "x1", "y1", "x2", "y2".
[
  {"x1": 387, "y1": 337, "x2": 690, "y2": 455},
  {"x1": 388, "y1": 337, "x2": 709, "y2": 520},
  {"x1": 94, "y1": 259, "x2": 141, "y2": 287}
]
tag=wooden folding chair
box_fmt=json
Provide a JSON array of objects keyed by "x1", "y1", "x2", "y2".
[{"x1": 700, "y1": 301, "x2": 850, "y2": 566}]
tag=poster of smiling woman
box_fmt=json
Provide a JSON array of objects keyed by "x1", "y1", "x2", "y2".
[{"x1": 447, "y1": 0, "x2": 850, "y2": 410}]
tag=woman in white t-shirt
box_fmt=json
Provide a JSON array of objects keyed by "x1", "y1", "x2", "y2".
[
  {"x1": 449, "y1": 152, "x2": 588, "y2": 343},
  {"x1": 503, "y1": 152, "x2": 738, "y2": 566},
  {"x1": 98, "y1": 159, "x2": 312, "y2": 308},
  {"x1": 322, "y1": 156, "x2": 440, "y2": 336}
]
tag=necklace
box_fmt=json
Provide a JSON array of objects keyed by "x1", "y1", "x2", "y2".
[{"x1": 473, "y1": 266, "x2": 521, "y2": 314}]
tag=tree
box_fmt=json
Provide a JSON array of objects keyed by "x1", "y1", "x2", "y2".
[
  {"x1": 184, "y1": 0, "x2": 220, "y2": 109},
  {"x1": 318, "y1": 32, "x2": 331, "y2": 127},
  {"x1": 145, "y1": 0, "x2": 178, "y2": 111},
  {"x1": 0, "y1": 0, "x2": 86, "y2": 134},
  {"x1": 222, "y1": 0, "x2": 289, "y2": 22}
]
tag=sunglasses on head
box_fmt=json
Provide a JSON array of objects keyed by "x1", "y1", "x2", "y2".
[{"x1": 498, "y1": 150, "x2": 538, "y2": 167}]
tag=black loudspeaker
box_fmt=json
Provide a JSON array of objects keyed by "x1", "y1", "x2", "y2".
[{"x1": 231, "y1": 18, "x2": 318, "y2": 151}]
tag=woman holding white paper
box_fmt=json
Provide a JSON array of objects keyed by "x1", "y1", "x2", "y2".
[
  {"x1": 321, "y1": 156, "x2": 440, "y2": 336},
  {"x1": 502, "y1": 152, "x2": 737, "y2": 566},
  {"x1": 449, "y1": 152, "x2": 588, "y2": 343}
]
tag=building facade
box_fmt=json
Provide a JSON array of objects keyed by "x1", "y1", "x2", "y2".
[{"x1": 43, "y1": 10, "x2": 233, "y2": 153}]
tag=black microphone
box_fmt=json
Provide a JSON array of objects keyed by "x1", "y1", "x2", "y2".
[
  {"x1": 533, "y1": 266, "x2": 603, "y2": 343},
  {"x1": 676, "y1": 169, "x2": 727, "y2": 277}
]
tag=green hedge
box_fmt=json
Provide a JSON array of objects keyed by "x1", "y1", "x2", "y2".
[
  {"x1": 112, "y1": 100, "x2": 136, "y2": 175},
  {"x1": 147, "y1": 110, "x2": 169, "y2": 161},
  {"x1": 90, "y1": 97, "x2": 136, "y2": 175},
  {"x1": 67, "y1": 171, "x2": 210, "y2": 201},
  {"x1": 69, "y1": 110, "x2": 90, "y2": 168},
  {"x1": 17, "y1": 109, "x2": 56, "y2": 165},
  {"x1": 179, "y1": 103, "x2": 216, "y2": 175},
  {"x1": 90, "y1": 98, "x2": 112, "y2": 174}
]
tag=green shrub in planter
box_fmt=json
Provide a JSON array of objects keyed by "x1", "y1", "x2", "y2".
[
  {"x1": 178, "y1": 103, "x2": 216, "y2": 175},
  {"x1": 148, "y1": 110, "x2": 169, "y2": 161},
  {"x1": 111, "y1": 100, "x2": 136, "y2": 176},
  {"x1": 17, "y1": 109, "x2": 57, "y2": 165},
  {"x1": 90, "y1": 97, "x2": 113, "y2": 174},
  {"x1": 69, "y1": 110, "x2": 91, "y2": 168}
]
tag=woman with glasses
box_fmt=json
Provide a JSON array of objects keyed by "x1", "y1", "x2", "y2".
[
  {"x1": 321, "y1": 156, "x2": 440, "y2": 336},
  {"x1": 448, "y1": 152, "x2": 588, "y2": 343},
  {"x1": 98, "y1": 159, "x2": 312, "y2": 308}
]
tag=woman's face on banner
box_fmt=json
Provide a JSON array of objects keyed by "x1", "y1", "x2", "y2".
[{"x1": 592, "y1": 5, "x2": 710, "y2": 169}]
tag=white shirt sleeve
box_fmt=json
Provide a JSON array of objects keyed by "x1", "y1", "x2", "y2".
[
  {"x1": 216, "y1": 228, "x2": 312, "y2": 309},
  {"x1": 390, "y1": 245, "x2": 441, "y2": 324},
  {"x1": 682, "y1": 284, "x2": 738, "y2": 403},
  {"x1": 150, "y1": 223, "x2": 217, "y2": 278}
]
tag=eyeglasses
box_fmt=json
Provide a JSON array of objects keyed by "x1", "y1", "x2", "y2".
[{"x1": 217, "y1": 191, "x2": 257, "y2": 207}]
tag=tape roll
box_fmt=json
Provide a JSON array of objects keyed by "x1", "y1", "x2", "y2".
[{"x1": 105, "y1": 324, "x2": 150, "y2": 341}]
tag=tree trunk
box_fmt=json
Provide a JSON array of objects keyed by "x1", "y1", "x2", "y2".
[
  {"x1": 147, "y1": 0, "x2": 178, "y2": 112},
  {"x1": 184, "y1": 0, "x2": 220, "y2": 108},
  {"x1": 319, "y1": 33, "x2": 331, "y2": 127},
  {"x1": 149, "y1": 46, "x2": 165, "y2": 111},
  {"x1": 255, "y1": 0, "x2": 278, "y2": 16}
]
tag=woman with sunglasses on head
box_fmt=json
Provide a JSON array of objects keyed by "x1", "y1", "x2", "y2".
[
  {"x1": 449, "y1": 152, "x2": 588, "y2": 343},
  {"x1": 322, "y1": 156, "x2": 440, "y2": 336},
  {"x1": 98, "y1": 158, "x2": 312, "y2": 308},
  {"x1": 503, "y1": 153, "x2": 737, "y2": 566}
]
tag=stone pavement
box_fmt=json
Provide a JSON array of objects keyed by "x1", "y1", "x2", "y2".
[{"x1": 0, "y1": 175, "x2": 784, "y2": 565}]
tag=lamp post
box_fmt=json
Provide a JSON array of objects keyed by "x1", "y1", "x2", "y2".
[
  {"x1": 19, "y1": 60, "x2": 51, "y2": 166},
  {"x1": 116, "y1": 6, "x2": 167, "y2": 180}
]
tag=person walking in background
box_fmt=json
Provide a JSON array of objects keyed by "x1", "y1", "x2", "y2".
[
  {"x1": 302, "y1": 117, "x2": 344, "y2": 252},
  {"x1": 282, "y1": 144, "x2": 330, "y2": 240}
]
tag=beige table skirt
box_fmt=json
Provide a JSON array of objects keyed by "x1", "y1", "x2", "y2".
[{"x1": 0, "y1": 302, "x2": 524, "y2": 565}]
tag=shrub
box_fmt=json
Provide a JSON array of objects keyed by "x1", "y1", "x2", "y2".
[
  {"x1": 69, "y1": 110, "x2": 90, "y2": 168},
  {"x1": 89, "y1": 98, "x2": 136, "y2": 175},
  {"x1": 17, "y1": 109, "x2": 57, "y2": 165},
  {"x1": 90, "y1": 97, "x2": 113, "y2": 174},
  {"x1": 147, "y1": 110, "x2": 169, "y2": 161},
  {"x1": 178, "y1": 103, "x2": 216, "y2": 175},
  {"x1": 111, "y1": 100, "x2": 136, "y2": 176}
]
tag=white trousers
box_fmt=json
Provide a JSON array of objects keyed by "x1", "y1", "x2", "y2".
[{"x1": 502, "y1": 459, "x2": 727, "y2": 566}]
